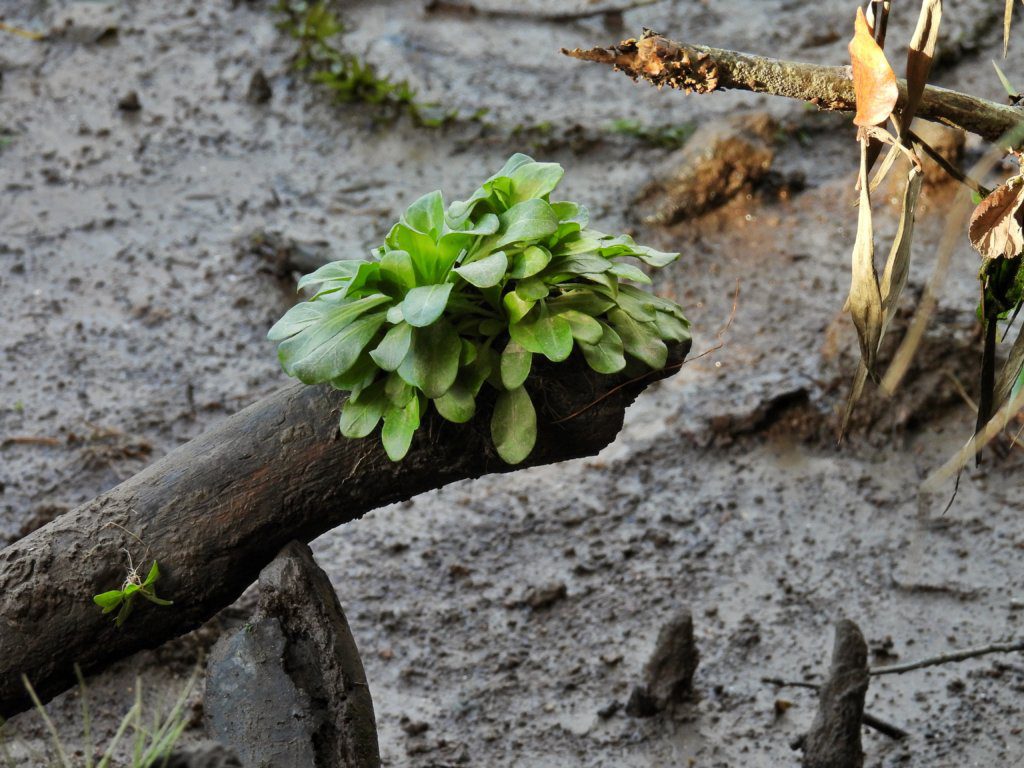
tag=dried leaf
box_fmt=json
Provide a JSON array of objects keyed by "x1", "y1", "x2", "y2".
[
  {"x1": 879, "y1": 168, "x2": 924, "y2": 330},
  {"x1": 904, "y1": 0, "x2": 941, "y2": 126},
  {"x1": 849, "y1": 6, "x2": 899, "y2": 127},
  {"x1": 848, "y1": 142, "x2": 884, "y2": 374},
  {"x1": 968, "y1": 176, "x2": 1024, "y2": 262},
  {"x1": 841, "y1": 167, "x2": 922, "y2": 437}
]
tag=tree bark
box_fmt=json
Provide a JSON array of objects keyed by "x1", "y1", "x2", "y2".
[
  {"x1": 0, "y1": 340, "x2": 688, "y2": 718},
  {"x1": 563, "y1": 33, "x2": 1024, "y2": 147}
]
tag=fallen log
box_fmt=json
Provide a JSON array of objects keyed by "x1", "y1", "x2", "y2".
[{"x1": 0, "y1": 341, "x2": 688, "y2": 717}]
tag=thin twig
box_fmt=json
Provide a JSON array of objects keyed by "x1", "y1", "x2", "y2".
[
  {"x1": 869, "y1": 640, "x2": 1024, "y2": 676},
  {"x1": 426, "y1": 0, "x2": 662, "y2": 22},
  {"x1": 563, "y1": 33, "x2": 1024, "y2": 145},
  {"x1": 761, "y1": 677, "x2": 909, "y2": 739},
  {"x1": 908, "y1": 130, "x2": 991, "y2": 196}
]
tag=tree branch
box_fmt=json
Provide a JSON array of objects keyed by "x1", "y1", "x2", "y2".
[
  {"x1": 0, "y1": 342, "x2": 688, "y2": 718},
  {"x1": 869, "y1": 639, "x2": 1024, "y2": 676},
  {"x1": 562, "y1": 33, "x2": 1024, "y2": 146}
]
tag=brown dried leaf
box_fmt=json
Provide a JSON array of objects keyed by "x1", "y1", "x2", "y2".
[
  {"x1": 968, "y1": 176, "x2": 1024, "y2": 262},
  {"x1": 849, "y1": 6, "x2": 898, "y2": 127},
  {"x1": 849, "y1": 142, "x2": 883, "y2": 374},
  {"x1": 904, "y1": 0, "x2": 941, "y2": 126}
]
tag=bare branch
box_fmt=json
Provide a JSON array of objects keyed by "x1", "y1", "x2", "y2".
[
  {"x1": 869, "y1": 640, "x2": 1024, "y2": 675},
  {"x1": 562, "y1": 33, "x2": 1024, "y2": 146}
]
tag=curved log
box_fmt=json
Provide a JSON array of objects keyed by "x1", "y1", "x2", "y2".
[{"x1": 0, "y1": 340, "x2": 689, "y2": 717}]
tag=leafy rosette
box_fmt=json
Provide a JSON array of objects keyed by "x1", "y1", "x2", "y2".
[{"x1": 269, "y1": 154, "x2": 689, "y2": 464}]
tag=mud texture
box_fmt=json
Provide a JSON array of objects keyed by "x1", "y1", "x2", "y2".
[{"x1": 3, "y1": 1, "x2": 1024, "y2": 766}]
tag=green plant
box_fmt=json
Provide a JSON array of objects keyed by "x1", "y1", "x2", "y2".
[
  {"x1": 269, "y1": 153, "x2": 689, "y2": 464},
  {"x1": 606, "y1": 118, "x2": 695, "y2": 149},
  {"x1": 275, "y1": 0, "x2": 459, "y2": 126},
  {"x1": 0, "y1": 667, "x2": 194, "y2": 768},
  {"x1": 93, "y1": 559, "x2": 172, "y2": 628}
]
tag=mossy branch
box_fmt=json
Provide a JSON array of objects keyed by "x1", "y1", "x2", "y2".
[{"x1": 562, "y1": 33, "x2": 1024, "y2": 147}]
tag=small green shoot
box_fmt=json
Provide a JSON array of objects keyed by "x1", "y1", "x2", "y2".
[
  {"x1": 275, "y1": 0, "x2": 455, "y2": 125},
  {"x1": 93, "y1": 558, "x2": 172, "y2": 628},
  {"x1": 606, "y1": 119, "x2": 696, "y2": 150},
  {"x1": 992, "y1": 60, "x2": 1019, "y2": 99}
]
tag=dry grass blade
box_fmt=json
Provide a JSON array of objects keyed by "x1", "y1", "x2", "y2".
[
  {"x1": 994, "y1": 322, "x2": 1024, "y2": 408},
  {"x1": 880, "y1": 122, "x2": 1024, "y2": 394},
  {"x1": 849, "y1": 141, "x2": 884, "y2": 376},
  {"x1": 842, "y1": 168, "x2": 922, "y2": 437},
  {"x1": 922, "y1": 386, "x2": 1024, "y2": 491},
  {"x1": 1005, "y1": 0, "x2": 1015, "y2": 57},
  {"x1": 904, "y1": 0, "x2": 942, "y2": 126},
  {"x1": 879, "y1": 169, "x2": 924, "y2": 330}
]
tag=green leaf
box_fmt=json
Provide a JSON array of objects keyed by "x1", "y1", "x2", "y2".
[
  {"x1": 402, "y1": 190, "x2": 446, "y2": 237},
  {"x1": 515, "y1": 276, "x2": 550, "y2": 301},
  {"x1": 503, "y1": 291, "x2": 535, "y2": 324},
  {"x1": 626, "y1": 244, "x2": 678, "y2": 268},
  {"x1": 398, "y1": 320, "x2": 462, "y2": 398},
  {"x1": 500, "y1": 339, "x2": 532, "y2": 389},
  {"x1": 141, "y1": 593, "x2": 173, "y2": 607},
  {"x1": 508, "y1": 161, "x2": 564, "y2": 204},
  {"x1": 615, "y1": 285, "x2": 659, "y2": 322},
  {"x1": 143, "y1": 561, "x2": 160, "y2": 587},
  {"x1": 510, "y1": 304, "x2": 574, "y2": 362},
  {"x1": 579, "y1": 322, "x2": 627, "y2": 374},
  {"x1": 654, "y1": 310, "x2": 691, "y2": 342},
  {"x1": 455, "y1": 250, "x2": 508, "y2": 288},
  {"x1": 491, "y1": 386, "x2": 537, "y2": 464},
  {"x1": 546, "y1": 291, "x2": 616, "y2": 317},
  {"x1": 123, "y1": 584, "x2": 140, "y2": 597},
  {"x1": 608, "y1": 309, "x2": 668, "y2": 369},
  {"x1": 546, "y1": 253, "x2": 613, "y2": 276},
  {"x1": 558, "y1": 309, "x2": 603, "y2": 344},
  {"x1": 509, "y1": 245, "x2": 551, "y2": 278},
  {"x1": 115, "y1": 600, "x2": 135, "y2": 628},
  {"x1": 279, "y1": 301, "x2": 390, "y2": 384},
  {"x1": 370, "y1": 322, "x2": 413, "y2": 371},
  {"x1": 340, "y1": 381, "x2": 387, "y2": 438},
  {"x1": 94, "y1": 591, "x2": 125, "y2": 611},
  {"x1": 434, "y1": 383, "x2": 476, "y2": 423},
  {"x1": 296, "y1": 260, "x2": 363, "y2": 293},
  {"x1": 330, "y1": 352, "x2": 379, "y2": 394},
  {"x1": 382, "y1": 395, "x2": 421, "y2": 461},
  {"x1": 608, "y1": 262, "x2": 652, "y2": 284},
  {"x1": 379, "y1": 249, "x2": 417, "y2": 292},
  {"x1": 385, "y1": 371, "x2": 416, "y2": 407},
  {"x1": 495, "y1": 199, "x2": 560, "y2": 249},
  {"x1": 401, "y1": 283, "x2": 454, "y2": 327},
  {"x1": 267, "y1": 300, "x2": 329, "y2": 342}
]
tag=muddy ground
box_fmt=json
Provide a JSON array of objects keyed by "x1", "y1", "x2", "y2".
[{"x1": 2, "y1": 0, "x2": 1024, "y2": 765}]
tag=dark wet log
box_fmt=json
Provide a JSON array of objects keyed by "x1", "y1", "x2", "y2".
[
  {"x1": 0, "y1": 340, "x2": 689, "y2": 717},
  {"x1": 797, "y1": 620, "x2": 870, "y2": 768}
]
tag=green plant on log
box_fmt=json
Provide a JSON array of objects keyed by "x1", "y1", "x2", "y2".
[
  {"x1": 93, "y1": 559, "x2": 172, "y2": 628},
  {"x1": 269, "y1": 153, "x2": 689, "y2": 464}
]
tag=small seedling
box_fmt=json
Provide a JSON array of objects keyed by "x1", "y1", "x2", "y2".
[{"x1": 93, "y1": 554, "x2": 172, "y2": 628}]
